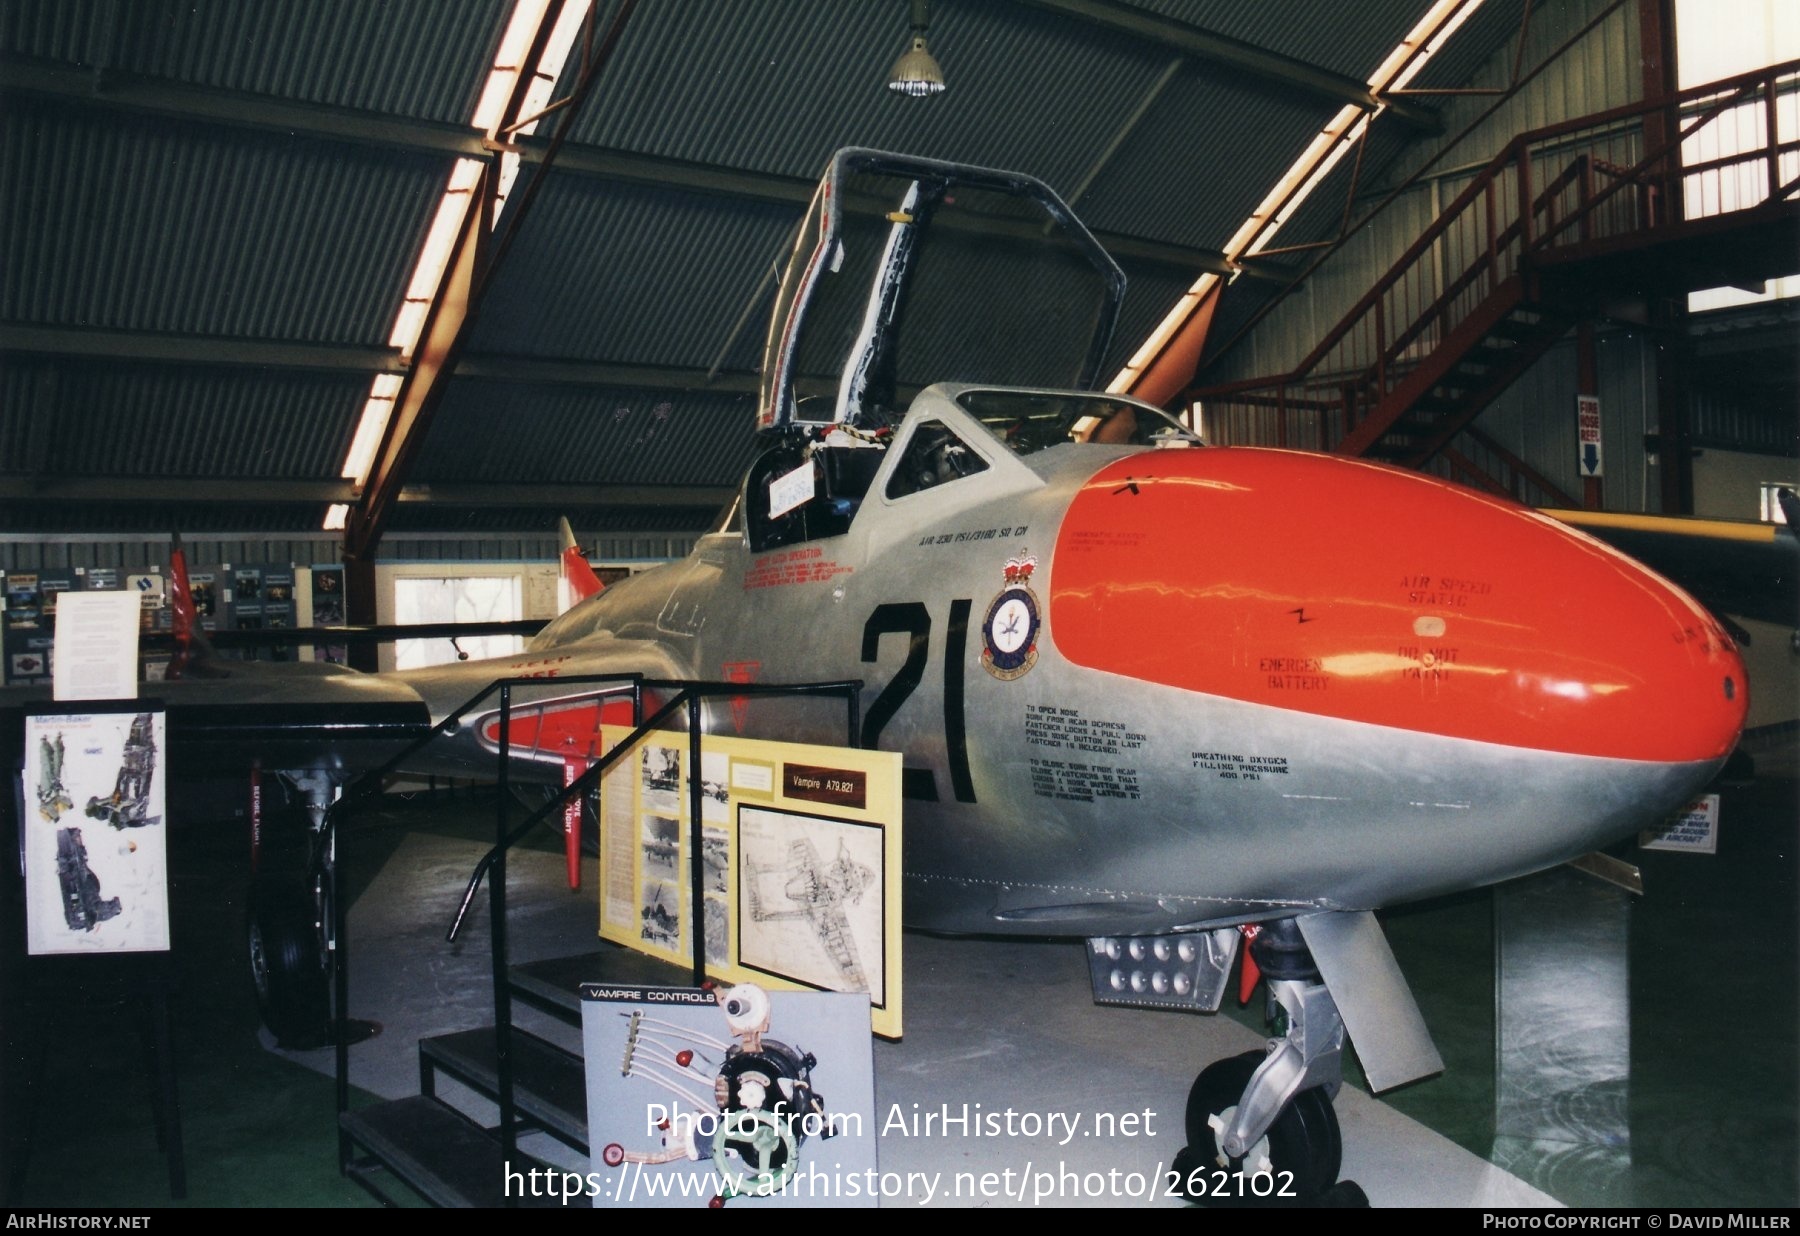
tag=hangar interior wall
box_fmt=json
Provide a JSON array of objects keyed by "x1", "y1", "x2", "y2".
[{"x1": 1206, "y1": 0, "x2": 1644, "y2": 386}]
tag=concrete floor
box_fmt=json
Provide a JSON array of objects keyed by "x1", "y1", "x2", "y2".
[
  {"x1": 9, "y1": 750, "x2": 1791, "y2": 1209},
  {"x1": 268, "y1": 829, "x2": 1555, "y2": 1207}
]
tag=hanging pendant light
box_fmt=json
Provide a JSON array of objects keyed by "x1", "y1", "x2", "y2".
[{"x1": 888, "y1": 0, "x2": 945, "y2": 97}]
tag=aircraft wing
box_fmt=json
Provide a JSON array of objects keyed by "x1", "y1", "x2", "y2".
[
  {"x1": 1541, "y1": 508, "x2": 1798, "y2": 629},
  {"x1": 1, "y1": 664, "x2": 432, "y2": 780}
]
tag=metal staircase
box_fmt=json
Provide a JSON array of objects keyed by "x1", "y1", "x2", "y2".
[
  {"x1": 322, "y1": 675, "x2": 862, "y2": 1207},
  {"x1": 1191, "y1": 60, "x2": 1800, "y2": 488},
  {"x1": 1334, "y1": 277, "x2": 1576, "y2": 465}
]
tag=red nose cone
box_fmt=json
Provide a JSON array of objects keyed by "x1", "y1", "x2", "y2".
[{"x1": 1051, "y1": 450, "x2": 1747, "y2": 763}]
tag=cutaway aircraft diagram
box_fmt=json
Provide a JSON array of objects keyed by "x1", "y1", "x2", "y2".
[
  {"x1": 743, "y1": 836, "x2": 877, "y2": 993},
  {"x1": 2, "y1": 148, "x2": 1751, "y2": 1204}
]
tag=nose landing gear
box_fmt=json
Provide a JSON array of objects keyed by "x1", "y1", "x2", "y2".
[
  {"x1": 1173, "y1": 920, "x2": 1366, "y2": 1208},
  {"x1": 1092, "y1": 910, "x2": 1442, "y2": 1207}
]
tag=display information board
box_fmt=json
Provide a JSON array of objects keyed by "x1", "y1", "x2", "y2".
[
  {"x1": 23, "y1": 706, "x2": 170, "y2": 955},
  {"x1": 52, "y1": 591, "x2": 140, "y2": 701},
  {"x1": 580, "y1": 984, "x2": 877, "y2": 1208},
  {"x1": 595, "y1": 725, "x2": 903, "y2": 1037},
  {"x1": 1639, "y1": 792, "x2": 1720, "y2": 853}
]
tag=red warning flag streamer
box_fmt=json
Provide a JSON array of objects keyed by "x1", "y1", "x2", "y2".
[{"x1": 1238, "y1": 924, "x2": 1262, "y2": 1005}]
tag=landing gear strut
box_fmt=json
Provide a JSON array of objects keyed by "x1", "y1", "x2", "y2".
[
  {"x1": 1090, "y1": 911, "x2": 1442, "y2": 1207},
  {"x1": 246, "y1": 771, "x2": 375, "y2": 1048},
  {"x1": 1174, "y1": 920, "x2": 1366, "y2": 1208}
]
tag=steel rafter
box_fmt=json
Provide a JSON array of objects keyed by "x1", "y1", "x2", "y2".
[
  {"x1": 343, "y1": 0, "x2": 640, "y2": 562},
  {"x1": 1010, "y1": 0, "x2": 1438, "y2": 129}
]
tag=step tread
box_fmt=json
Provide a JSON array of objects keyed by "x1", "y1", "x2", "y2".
[
  {"x1": 511, "y1": 945, "x2": 696, "y2": 1017},
  {"x1": 340, "y1": 1095, "x2": 562, "y2": 1208},
  {"x1": 422, "y1": 1026, "x2": 589, "y2": 1148}
]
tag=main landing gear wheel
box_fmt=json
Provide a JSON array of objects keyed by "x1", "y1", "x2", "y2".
[
  {"x1": 247, "y1": 875, "x2": 330, "y2": 1048},
  {"x1": 1181, "y1": 1050, "x2": 1343, "y2": 1207}
]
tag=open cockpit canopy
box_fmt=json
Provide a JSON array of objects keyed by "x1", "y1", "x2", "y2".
[{"x1": 757, "y1": 149, "x2": 1127, "y2": 435}]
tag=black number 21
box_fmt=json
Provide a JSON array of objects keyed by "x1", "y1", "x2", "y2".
[{"x1": 860, "y1": 601, "x2": 976, "y2": 804}]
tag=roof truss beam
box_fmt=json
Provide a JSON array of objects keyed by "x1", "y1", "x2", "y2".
[
  {"x1": 0, "y1": 54, "x2": 1269, "y2": 282},
  {"x1": 1010, "y1": 0, "x2": 1438, "y2": 129},
  {"x1": 0, "y1": 323, "x2": 782, "y2": 398}
]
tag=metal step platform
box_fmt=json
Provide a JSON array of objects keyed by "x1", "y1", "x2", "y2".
[
  {"x1": 421, "y1": 1026, "x2": 589, "y2": 1151},
  {"x1": 509, "y1": 943, "x2": 695, "y2": 1021},
  {"x1": 339, "y1": 1094, "x2": 565, "y2": 1208}
]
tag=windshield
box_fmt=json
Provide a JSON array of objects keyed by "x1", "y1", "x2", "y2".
[{"x1": 957, "y1": 390, "x2": 1200, "y2": 456}]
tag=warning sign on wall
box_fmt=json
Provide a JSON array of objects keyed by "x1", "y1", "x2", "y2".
[{"x1": 1577, "y1": 393, "x2": 1604, "y2": 478}]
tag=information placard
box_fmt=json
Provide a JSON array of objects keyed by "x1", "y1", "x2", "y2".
[
  {"x1": 1639, "y1": 792, "x2": 1720, "y2": 854},
  {"x1": 595, "y1": 726, "x2": 903, "y2": 1037}
]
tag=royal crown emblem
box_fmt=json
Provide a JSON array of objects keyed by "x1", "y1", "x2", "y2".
[{"x1": 1002, "y1": 553, "x2": 1038, "y2": 587}]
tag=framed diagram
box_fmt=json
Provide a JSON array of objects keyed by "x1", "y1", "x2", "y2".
[
  {"x1": 23, "y1": 704, "x2": 170, "y2": 956},
  {"x1": 737, "y1": 808, "x2": 886, "y2": 1007}
]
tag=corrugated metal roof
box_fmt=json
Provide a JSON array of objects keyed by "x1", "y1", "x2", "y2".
[
  {"x1": 37, "y1": 362, "x2": 363, "y2": 478},
  {"x1": 1, "y1": 0, "x2": 1649, "y2": 549},
  {"x1": 571, "y1": 1, "x2": 1177, "y2": 197},
  {"x1": 2, "y1": 95, "x2": 445, "y2": 342},
  {"x1": 1068, "y1": 66, "x2": 1336, "y2": 250},
  {"x1": 1131, "y1": 0, "x2": 1433, "y2": 80},
  {"x1": 416, "y1": 381, "x2": 756, "y2": 486},
  {"x1": 2, "y1": 0, "x2": 507, "y2": 123},
  {"x1": 470, "y1": 175, "x2": 799, "y2": 369}
]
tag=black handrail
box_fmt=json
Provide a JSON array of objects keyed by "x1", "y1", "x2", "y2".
[
  {"x1": 312, "y1": 672, "x2": 644, "y2": 879},
  {"x1": 447, "y1": 677, "x2": 864, "y2": 942},
  {"x1": 327, "y1": 671, "x2": 642, "y2": 1172}
]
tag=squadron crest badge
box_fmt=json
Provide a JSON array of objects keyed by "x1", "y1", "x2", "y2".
[{"x1": 981, "y1": 552, "x2": 1042, "y2": 681}]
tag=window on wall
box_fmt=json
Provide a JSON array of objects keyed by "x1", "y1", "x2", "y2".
[
  {"x1": 1760, "y1": 482, "x2": 1794, "y2": 523},
  {"x1": 392, "y1": 576, "x2": 523, "y2": 669},
  {"x1": 1676, "y1": 0, "x2": 1800, "y2": 311}
]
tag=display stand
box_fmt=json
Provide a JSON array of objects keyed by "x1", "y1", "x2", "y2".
[
  {"x1": 7, "y1": 701, "x2": 185, "y2": 1200},
  {"x1": 11, "y1": 954, "x2": 187, "y2": 1200}
]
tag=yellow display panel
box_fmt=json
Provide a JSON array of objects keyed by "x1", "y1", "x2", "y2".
[{"x1": 595, "y1": 725, "x2": 903, "y2": 1037}]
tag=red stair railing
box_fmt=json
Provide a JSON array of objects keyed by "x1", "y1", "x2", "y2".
[{"x1": 1190, "y1": 61, "x2": 1800, "y2": 460}]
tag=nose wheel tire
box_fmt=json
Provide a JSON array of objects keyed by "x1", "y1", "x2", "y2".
[{"x1": 1181, "y1": 1050, "x2": 1343, "y2": 1206}]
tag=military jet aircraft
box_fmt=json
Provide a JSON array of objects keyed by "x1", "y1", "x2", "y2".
[{"x1": 7, "y1": 148, "x2": 1749, "y2": 1203}]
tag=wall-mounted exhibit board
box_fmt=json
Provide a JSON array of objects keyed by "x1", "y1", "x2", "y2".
[{"x1": 594, "y1": 725, "x2": 903, "y2": 1037}]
